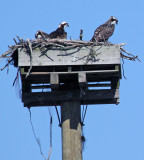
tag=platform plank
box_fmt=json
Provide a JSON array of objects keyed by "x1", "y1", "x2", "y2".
[
  {"x1": 18, "y1": 45, "x2": 121, "y2": 66},
  {"x1": 22, "y1": 89, "x2": 119, "y2": 107}
]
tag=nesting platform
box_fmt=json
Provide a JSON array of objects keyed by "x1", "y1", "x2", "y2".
[{"x1": 18, "y1": 44, "x2": 121, "y2": 107}]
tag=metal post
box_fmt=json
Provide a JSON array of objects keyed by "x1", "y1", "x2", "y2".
[{"x1": 61, "y1": 101, "x2": 82, "y2": 160}]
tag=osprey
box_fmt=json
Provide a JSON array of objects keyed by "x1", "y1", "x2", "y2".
[
  {"x1": 90, "y1": 16, "x2": 118, "y2": 42},
  {"x1": 35, "y1": 22, "x2": 69, "y2": 39}
]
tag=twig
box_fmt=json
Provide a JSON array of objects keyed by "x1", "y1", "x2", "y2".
[
  {"x1": 39, "y1": 48, "x2": 54, "y2": 61},
  {"x1": 28, "y1": 108, "x2": 47, "y2": 160},
  {"x1": 0, "y1": 59, "x2": 13, "y2": 71},
  {"x1": 26, "y1": 38, "x2": 33, "y2": 78},
  {"x1": 57, "y1": 46, "x2": 82, "y2": 56},
  {"x1": 79, "y1": 29, "x2": 83, "y2": 41},
  {"x1": 121, "y1": 53, "x2": 138, "y2": 61},
  {"x1": 13, "y1": 68, "x2": 20, "y2": 86},
  {"x1": 117, "y1": 43, "x2": 127, "y2": 47},
  {"x1": 0, "y1": 50, "x2": 12, "y2": 58},
  {"x1": 13, "y1": 38, "x2": 18, "y2": 44},
  {"x1": 121, "y1": 56, "x2": 127, "y2": 79},
  {"x1": 16, "y1": 35, "x2": 24, "y2": 43},
  {"x1": 7, "y1": 59, "x2": 10, "y2": 74},
  {"x1": 120, "y1": 47, "x2": 141, "y2": 62}
]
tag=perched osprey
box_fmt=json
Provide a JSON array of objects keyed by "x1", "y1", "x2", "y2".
[
  {"x1": 90, "y1": 16, "x2": 118, "y2": 42},
  {"x1": 35, "y1": 22, "x2": 69, "y2": 39}
]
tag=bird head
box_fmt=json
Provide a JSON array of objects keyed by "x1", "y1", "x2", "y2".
[
  {"x1": 35, "y1": 30, "x2": 42, "y2": 39},
  {"x1": 110, "y1": 16, "x2": 118, "y2": 25},
  {"x1": 58, "y1": 22, "x2": 69, "y2": 29}
]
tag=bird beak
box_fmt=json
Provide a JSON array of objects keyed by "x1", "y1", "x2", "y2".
[
  {"x1": 116, "y1": 20, "x2": 118, "y2": 24},
  {"x1": 66, "y1": 23, "x2": 69, "y2": 27}
]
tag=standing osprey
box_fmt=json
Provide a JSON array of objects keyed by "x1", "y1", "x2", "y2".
[
  {"x1": 35, "y1": 22, "x2": 69, "y2": 39},
  {"x1": 90, "y1": 16, "x2": 118, "y2": 42}
]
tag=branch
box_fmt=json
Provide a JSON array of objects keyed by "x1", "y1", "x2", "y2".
[
  {"x1": 79, "y1": 29, "x2": 83, "y2": 41},
  {"x1": 120, "y1": 47, "x2": 141, "y2": 62},
  {"x1": 117, "y1": 43, "x2": 127, "y2": 47},
  {"x1": 0, "y1": 49, "x2": 12, "y2": 58},
  {"x1": 121, "y1": 56, "x2": 127, "y2": 79},
  {"x1": 0, "y1": 59, "x2": 13, "y2": 71},
  {"x1": 26, "y1": 38, "x2": 33, "y2": 78},
  {"x1": 120, "y1": 52, "x2": 139, "y2": 61},
  {"x1": 16, "y1": 36, "x2": 24, "y2": 43},
  {"x1": 13, "y1": 68, "x2": 20, "y2": 86},
  {"x1": 13, "y1": 38, "x2": 18, "y2": 44}
]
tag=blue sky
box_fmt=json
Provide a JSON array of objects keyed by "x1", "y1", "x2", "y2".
[{"x1": 0, "y1": 0, "x2": 144, "y2": 160}]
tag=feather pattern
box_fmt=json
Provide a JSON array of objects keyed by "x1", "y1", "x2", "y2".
[{"x1": 90, "y1": 16, "x2": 118, "y2": 42}]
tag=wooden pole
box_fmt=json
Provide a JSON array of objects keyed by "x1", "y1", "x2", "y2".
[{"x1": 61, "y1": 101, "x2": 82, "y2": 160}]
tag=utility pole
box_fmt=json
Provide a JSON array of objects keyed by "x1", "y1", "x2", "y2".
[{"x1": 61, "y1": 101, "x2": 82, "y2": 160}]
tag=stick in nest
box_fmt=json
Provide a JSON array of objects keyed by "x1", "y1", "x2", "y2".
[
  {"x1": 121, "y1": 56, "x2": 127, "y2": 79},
  {"x1": 26, "y1": 38, "x2": 33, "y2": 78},
  {"x1": 79, "y1": 29, "x2": 83, "y2": 41},
  {"x1": 120, "y1": 47, "x2": 141, "y2": 62},
  {"x1": 13, "y1": 68, "x2": 20, "y2": 86},
  {"x1": 0, "y1": 59, "x2": 13, "y2": 71}
]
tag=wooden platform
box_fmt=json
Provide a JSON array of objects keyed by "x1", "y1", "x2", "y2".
[
  {"x1": 18, "y1": 44, "x2": 121, "y2": 107},
  {"x1": 18, "y1": 45, "x2": 121, "y2": 66}
]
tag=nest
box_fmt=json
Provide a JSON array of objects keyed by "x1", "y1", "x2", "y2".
[{"x1": 0, "y1": 36, "x2": 140, "y2": 79}]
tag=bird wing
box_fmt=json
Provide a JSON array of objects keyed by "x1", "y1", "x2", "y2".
[
  {"x1": 91, "y1": 23, "x2": 115, "y2": 42},
  {"x1": 49, "y1": 29, "x2": 67, "y2": 39},
  {"x1": 35, "y1": 30, "x2": 49, "y2": 39},
  {"x1": 97, "y1": 24, "x2": 115, "y2": 41}
]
